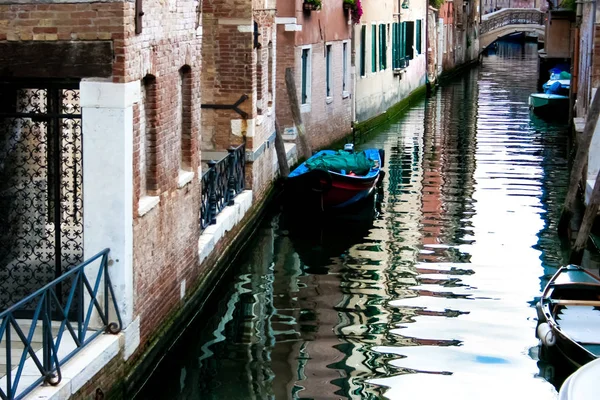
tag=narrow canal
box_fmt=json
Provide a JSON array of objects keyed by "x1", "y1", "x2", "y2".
[{"x1": 136, "y1": 41, "x2": 570, "y2": 399}]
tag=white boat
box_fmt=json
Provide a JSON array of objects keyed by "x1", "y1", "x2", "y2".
[
  {"x1": 558, "y1": 358, "x2": 600, "y2": 400},
  {"x1": 542, "y1": 79, "x2": 571, "y2": 92}
]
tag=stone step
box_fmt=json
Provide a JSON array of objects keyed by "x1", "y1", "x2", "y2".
[
  {"x1": 0, "y1": 341, "x2": 43, "y2": 366},
  {"x1": 1, "y1": 320, "x2": 62, "y2": 344}
]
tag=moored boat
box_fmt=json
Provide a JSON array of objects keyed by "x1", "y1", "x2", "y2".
[
  {"x1": 528, "y1": 93, "x2": 569, "y2": 115},
  {"x1": 558, "y1": 358, "x2": 600, "y2": 400},
  {"x1": 536, "y1": 265, "x2": 600, "y2": 370},
  {"x1": 284, "y1": 145, "x2": 384, "y2": 211}
]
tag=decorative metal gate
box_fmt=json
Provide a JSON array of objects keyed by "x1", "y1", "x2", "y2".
[{"x1": 0, "y1": 80, "x2": 83, "y2": 311}]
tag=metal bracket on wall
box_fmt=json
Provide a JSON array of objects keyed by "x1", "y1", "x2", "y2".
[{"x1": 201, "y1": 94, "x2": 249, "y2": 119}]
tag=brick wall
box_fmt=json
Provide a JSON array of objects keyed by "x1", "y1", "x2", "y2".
[
  {"x1": 0, "y1": 2, "x2": 129, "y2": 79},
  {"x1": 277, "y1": 36, "x2": 352, "y2": 152},
  {"x1": 126, "y1": 0, "x2": 203, "y2": 349},
  {"x1": 592, "y1": 24, "x2": 600, "y2": 89}
]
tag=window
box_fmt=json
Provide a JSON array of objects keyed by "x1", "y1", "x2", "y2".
[
  {"x1": 326, "y1": 44, "x2": 332, "y2": 98},
  {"x1": 405, "y1": 21, "x2": 415, "y2": 60},
  {"x1": 360, "y1": 25, "x2": 366, "y2": 77},
  {"x1": 379, "y1": 24, "x2": 387, "y2": 70},
  {"x1": 343, "y1": 42, "x2": 348, "y2": 92},
  {"x1": 301, "y1": 48, "x2": 311, "y2": 105},
  {"x1": 141, "y1": 75, "x2": 158, "y2": 196},
  {"x1": 268, "y1": 41, "x2": 273, "y2": 107},
  {"x1": 416, "y1": 20, "x2": 422, "y2": 55},
  {"x1": 179, "y1": 66, "x2": 192, "y2": 172},
  {"x1": 371, "y1": 24, "x2": 377, "y2": 73}
]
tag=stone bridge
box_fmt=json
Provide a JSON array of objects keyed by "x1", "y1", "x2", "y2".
[{"x1": 480, "y1": 8, "x2": 546, "y2": 52}]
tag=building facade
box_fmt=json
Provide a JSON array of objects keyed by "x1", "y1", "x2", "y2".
[
  {"x1": 353, "y1": 0, "x2": 428, "y2": 123},
  {"x1": 275, "y1": 0, "x2": 353, "y2": 151},
  {"x1": 0, "y1": 0, "x2": 287, "y2": 397}
]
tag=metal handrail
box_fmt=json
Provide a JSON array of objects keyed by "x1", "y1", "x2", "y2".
[
  {"x1": 200, "y1": 142, "x2": 246, "y2": 230},
  {"x1": 0, "y1": 248, "x2": 122, "y2": 400}
]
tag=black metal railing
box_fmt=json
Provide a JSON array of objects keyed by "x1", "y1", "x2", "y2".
[
  {"x1": 480, "y1": 9, "x2": 545, "y2": 34},
  {"x1": 0, "y1": 248, "x2": 121, "y2": 400},
  {"x1": 200, "y1": 142, "x2": 246, "y2": 230}
]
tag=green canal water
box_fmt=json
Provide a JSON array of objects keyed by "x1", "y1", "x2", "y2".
[{"x1": 136, "y1": 41, "x2": 571, "y2": 399}]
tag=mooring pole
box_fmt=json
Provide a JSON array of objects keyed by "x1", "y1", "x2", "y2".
[
  {"x1": 558, "y1": 88, "x2": 600, "y2": 237},
  {"x1": 285, "y1": 67, "x2": 312, "y2": 160},
  {"x1": 274, "y1": 119, "x2": 290, "y2": 178},
  {"x1": 570, "y1": 171, "x2": 600, "y2": 264}
]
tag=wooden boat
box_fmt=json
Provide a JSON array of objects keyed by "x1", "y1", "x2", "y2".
[
  {"x1": 536, "y1": 265, "x2": 600, "y2": 369},
  {"x1": 529, "y1": 93, "x2": 569, "y2": 116},
  {"x1": 558, "y1": 358, "x2": 600, "y2": 400},
  {"x1": 285, "y1": 146, "x2": 384, "y2": 211}
]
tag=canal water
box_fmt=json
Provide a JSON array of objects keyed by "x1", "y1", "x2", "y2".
[{"x1": 136, "y1": 41, "x2": 570, "y2": 399}]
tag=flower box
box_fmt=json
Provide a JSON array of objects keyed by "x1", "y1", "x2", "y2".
[{"x1": 303, "y1": 2, "x2": 318, "y2": 11}]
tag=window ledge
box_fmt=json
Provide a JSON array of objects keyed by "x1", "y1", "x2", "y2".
[
  {"x1": 326, "y1": 96, "x2": 333, "y2": 104},
  {"x1": 138, "y1": 195, "x2": 160, "y2": 217},
  {"x1": 342, "y1": 91, "x2": 350, "y2": 99},
  {"x1": 178, "y1": 170, "x2": 195, "y2": 189},
  {"x1": 300, "y1": 103, "x2": 311, "y2": 113}
]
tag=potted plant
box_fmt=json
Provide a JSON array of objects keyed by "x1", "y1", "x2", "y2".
[
  {"x1": 303, "y1": 0, "x2": 322, "y2": 11},
  {"x1": 343, "y1": 0, "x2": 363, "y2": 24}
]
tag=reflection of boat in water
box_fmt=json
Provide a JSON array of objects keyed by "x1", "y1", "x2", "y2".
[
  {"x1": 284, "y1": 145, "x2": 384, "y2": 211},
  {"x1": 280, "y1": 192, "x2": 382, "y2": 273},
  {"x1": 536, "y1": 265, "x2": 600, "y2": 371}
]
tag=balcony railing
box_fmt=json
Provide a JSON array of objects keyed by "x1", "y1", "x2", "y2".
[
  {"x1": 0, "y1": 248, "x2": 121, "y2": 400},
  {"x1": 480, "y1": 9, "x2": 545, "y2": 35},
  {"x1": 200, "y1": 142, "x2": 246, "y2": 230}
]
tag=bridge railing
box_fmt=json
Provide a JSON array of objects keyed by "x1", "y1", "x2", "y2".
[{"x1": 480, "y1": 9, "x2": 545, "y2": 34}]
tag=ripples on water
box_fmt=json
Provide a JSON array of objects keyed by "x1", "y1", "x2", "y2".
[{"x1": 136, "y1": 41, "x2": 570, "y2": 400}]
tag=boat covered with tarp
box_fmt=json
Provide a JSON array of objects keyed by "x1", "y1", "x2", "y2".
[{"x1": 285, "y1": 145, "x2": 384, "y2": 211}]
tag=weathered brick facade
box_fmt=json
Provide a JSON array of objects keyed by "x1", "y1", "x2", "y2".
[
  {"x1": 276, "y1": 1, "x2": 353, "y2": 153},
  {"x1": 0, "y1": 0, "x2": 279, "y2": 394}
]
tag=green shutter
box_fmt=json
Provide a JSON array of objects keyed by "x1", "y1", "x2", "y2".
[
  {"x1": 392, "y1": 23, "x2": 397, "y2": 69},
  {"x1": 400, "y1": 22, "x2": 406, "y2": 62},
  {"x1": 372, "y1": 25, "x2": 377, "y2": 72},
  {"x1": 301, "y1": 49, "x2": 308, "y2": 104},
  {"x1": 360, "y1": 25, "x2": 366, "y2": 77}
]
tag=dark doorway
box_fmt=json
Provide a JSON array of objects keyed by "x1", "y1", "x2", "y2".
[{"x1": 0, "y1": 80, "x2": 83, "y2": 312}]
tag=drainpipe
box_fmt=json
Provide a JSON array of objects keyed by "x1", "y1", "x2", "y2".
[{"x1": 570, "y1": 23, "x2": 579, "y2": 121}]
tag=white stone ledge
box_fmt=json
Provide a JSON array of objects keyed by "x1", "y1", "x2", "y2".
[
  {"x1": 272, "y1": 143, "x2": 298, "y2": 176},
  {"x1": 285, "y1": 24, "x2": 302, "y2": 31},
  {"x1": 586, "y1": 179, "x2": 595, "y2": 206},
  {"x1": 177, "y1": 170, "x2": 195, "y2": 189},
  {"x1": 138, "y1": 196, "x2": 159, "y2": 217},
  {"x1": 80, "y1": 80, "x2": 141, "y2": 109},
  {"x1": 198, "y1": 190, "x2": 253, "y2": 264},
  {"x1": 25, "y1": 334, "x2": 120, "y2": 400},
  {"x1": 275, "y1": 17, "x2": 297, "y2": 24}
]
